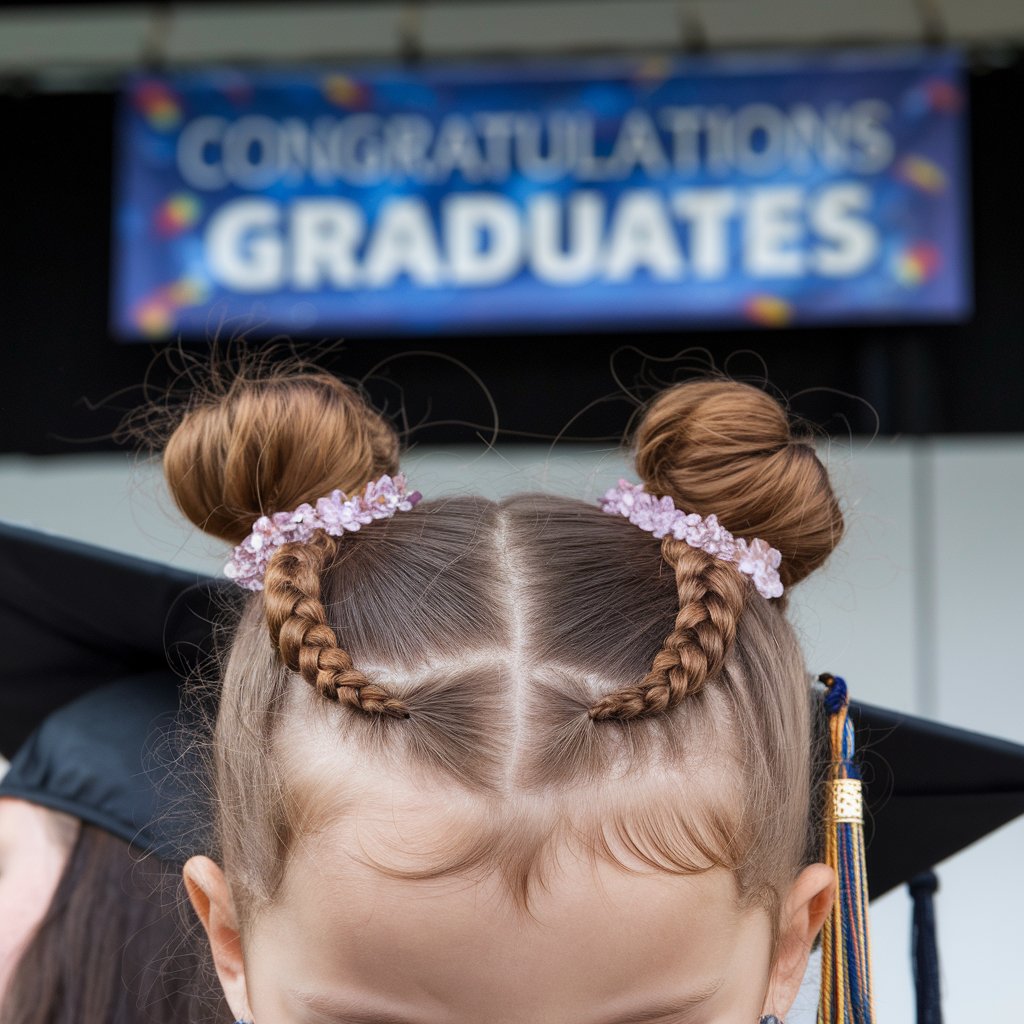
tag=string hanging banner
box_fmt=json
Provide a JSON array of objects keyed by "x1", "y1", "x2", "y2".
[{"x1": 112, "y1": 50, "x2": 968, "y2": 338}]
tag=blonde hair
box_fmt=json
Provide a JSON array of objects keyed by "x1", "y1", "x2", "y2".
[{"x1": 164, "y1": 366, "x2": 843, "y2": 929}]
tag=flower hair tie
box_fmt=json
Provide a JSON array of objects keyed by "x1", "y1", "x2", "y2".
[
  {"x1": 224, "y1": 473, "x2": 422, "y2": 591},
  {"x1": 600, "y1": 480, "x2": 784, "y2": 599}
]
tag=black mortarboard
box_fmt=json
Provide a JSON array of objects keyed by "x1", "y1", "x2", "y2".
[
  {"x1": 0, "y1": 672, "x2": 191, "y2": 861},
  {"x1": 0, "y1": 520, "x2": 224, "y2": 757},
  {"x1": 850, "y1": 700, "x2": 1024, "y2": 900},
  {"x1": 0, "y1": 520, "x2": 226, "y2": 861}
]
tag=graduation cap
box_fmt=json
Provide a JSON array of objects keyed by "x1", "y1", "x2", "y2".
[
  {"x1": 1, "y1": 672, "x2": 194, "y2": 861},
  {"x1": 848, "y1": 700, "x2": 1024, "y2": 1022},
  {"x1": 0, "y1": 520, "x2": 227, "y2": 861},
  {"x1": 818, "y1": 677, "x2": 1024, "y2": 1024},
  {"x1": 0, "y1": 520, "x2": 225, "y2": 758},
  {"x1": 850, "y1": 699, "x2": 1024, "y2": 900}
]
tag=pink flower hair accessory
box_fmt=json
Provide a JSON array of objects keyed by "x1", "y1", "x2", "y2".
[
  {"x1": 224, "y1": 473, "x2": 422, "y2": 592},
  {"x1": 600, "y1": 480, "x2": 784, "y2": 600}
]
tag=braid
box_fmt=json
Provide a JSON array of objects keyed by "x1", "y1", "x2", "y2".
[
  {"x1": 588, "y1": 538, "x2": 748, "y2": 721},
  {"x1": 263, "y1": 532, "x2": 409, "y2": 719}
]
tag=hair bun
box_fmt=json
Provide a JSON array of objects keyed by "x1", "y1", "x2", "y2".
[
  {"x1": 633, "y1": 379, "x2": 843, "y2": 588},
  {"x1": 163, "y1": 371, "x2": 399, "y2": 545}
]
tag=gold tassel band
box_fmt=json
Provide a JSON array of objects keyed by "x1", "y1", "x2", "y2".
[{"x1": 829, "y1": 778, "x2": 864, "y2": 825}]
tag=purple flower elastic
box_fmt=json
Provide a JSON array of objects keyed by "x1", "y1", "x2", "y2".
[
  {"x1": 224, "y1": 473, "x2": 422, "y2": 591},
  {"x1": 600, "y1": 480, "x2": 784, "y2": 599}
]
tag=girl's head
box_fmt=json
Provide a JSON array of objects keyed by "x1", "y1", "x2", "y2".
[
  {"x1": 0, "y1": 674, "x2": 230, "y2": 1024},
  {"x1": 172, "y1": 369, "x2": 843, "y2": 1024},
  {"x1": 0, "y1": 817, "x2": 224, "y2": 1024}
]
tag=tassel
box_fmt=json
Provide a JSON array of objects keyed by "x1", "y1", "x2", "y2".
[
  {"x1": 817, "y1": 673, "x2": 875, "y2": 1024},
  {"x1": 910, "y1": 871, "x2": 943, "y2": 1024}
]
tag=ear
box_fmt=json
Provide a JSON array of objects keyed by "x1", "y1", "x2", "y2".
[
  {"x1": 761, "y1": 863, "x2": 835, "y2": 1019},
  {"x1": 184, "y1": 855, "x2": 253, "y2": 1022}
]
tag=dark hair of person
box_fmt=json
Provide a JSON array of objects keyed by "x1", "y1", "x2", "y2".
[{"x1": 1, "y1": 823, "x2": 228, "y2": 1024}]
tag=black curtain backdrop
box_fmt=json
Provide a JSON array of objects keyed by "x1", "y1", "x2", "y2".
[{"x1": 3, "y1": 53, "x2": 1023, "y2": 454}]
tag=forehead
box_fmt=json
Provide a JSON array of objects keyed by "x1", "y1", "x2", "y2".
[{"x1": 245, "y1": 787, "x2": 772, "y2": 1023}]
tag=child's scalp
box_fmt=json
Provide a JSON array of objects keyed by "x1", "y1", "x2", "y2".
[{"x1": 158, "y1": 357, "x2": 841, "y2": 920}]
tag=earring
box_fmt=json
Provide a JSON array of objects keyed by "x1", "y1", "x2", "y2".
[{"x1": 759, "y1": 1017, "x2": 784, "y2": 1024}]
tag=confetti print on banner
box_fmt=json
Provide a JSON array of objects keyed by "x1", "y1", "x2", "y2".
[
  {"x1": 743, "y1": 294, "x2": 793, "y2": 327},
  {"x1": 901, "y1": 76, "x2": 964, "y2": 119},
  {"x1": 215, "y1": 71, "x2": 255, "y2": 107},
  {"x1": 924, "y1": 77, "x2": 963, "y2": 114},
  {"x1": 131, "y1": 277, "x2": 210, "y2": 338},
  {"x1": 896, "y1": 155, "x2": 948, "y2": 195},
  {"x1": 165, "y1": 277, "x2": 209, "y2": 306},
  {"x1": 133, "y1": 295, "x2": 175, "y2": 339},
  {"x1": 154, "y1": 193, "x2": 201, "y2": 237},
  {"x1": 633, "y1": 56, "x2": 673, "y2": 88},
  {"x1": 322, "y1": 74, "x2": 371, "y2": 109},
  {"x1": 134, "y1": 80, "x2": 183, "y2": 132},
  {"x1": 892, "y1": 243, "x2": 942, "y2": 287}
]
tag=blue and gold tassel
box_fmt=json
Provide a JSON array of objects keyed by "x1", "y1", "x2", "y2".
[{"x1": 817, "y1": 673, "x2": 875, "y2": 1024}]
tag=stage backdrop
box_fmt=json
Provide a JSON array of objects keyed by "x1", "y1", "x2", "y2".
[{"x1": 112, "y1": 50, "x2": 969, "y2": 339}]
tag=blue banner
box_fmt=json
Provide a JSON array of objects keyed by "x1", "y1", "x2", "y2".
[{"x1": 113, "y1": 51, "x2": 969, "y2": 338}]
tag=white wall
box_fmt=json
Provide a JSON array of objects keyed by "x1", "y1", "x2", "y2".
[{"x1": 1, "y1": 439, "x2": 1022, "y2": 1022}]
